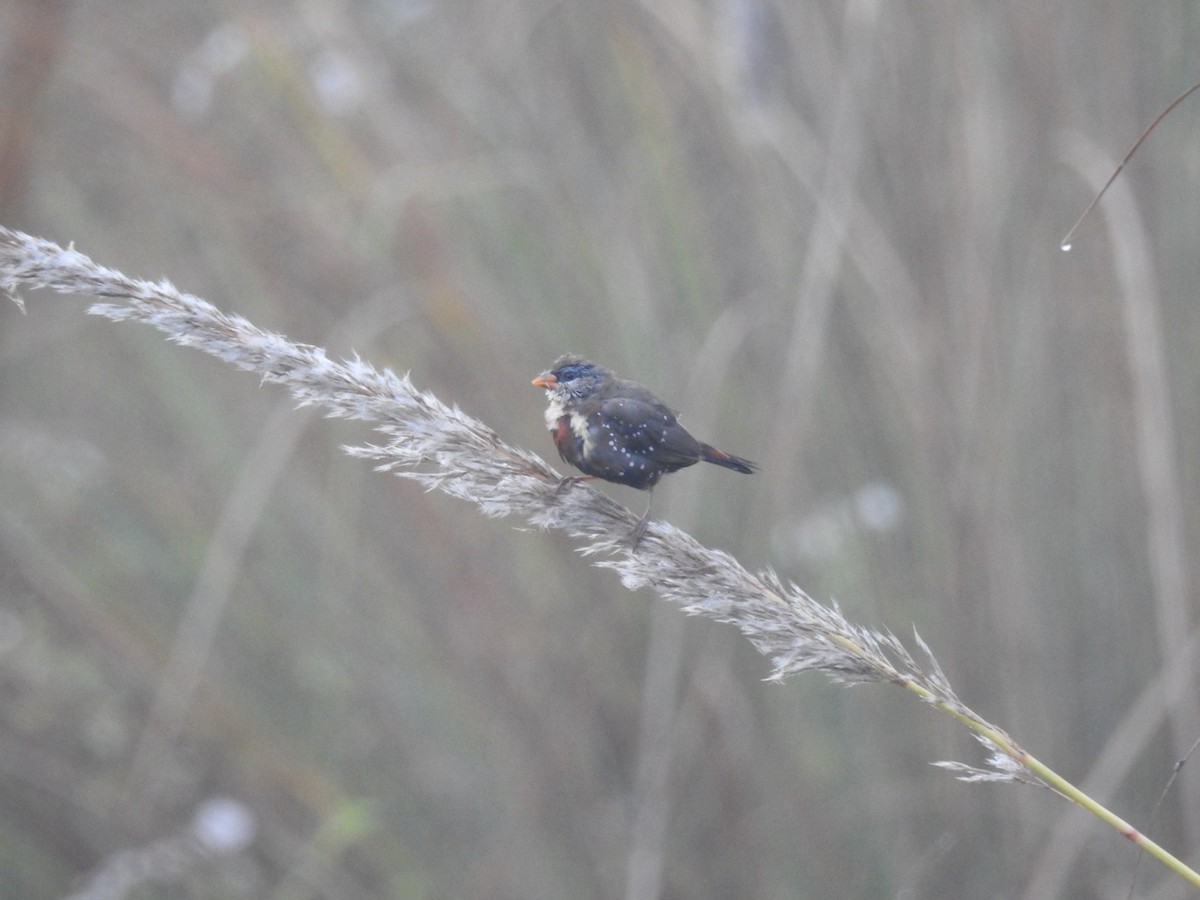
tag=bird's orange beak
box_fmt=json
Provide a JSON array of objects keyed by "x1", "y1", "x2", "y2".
[{"x1": 532, "y1": 371, "x2": 557, "y2": 389}]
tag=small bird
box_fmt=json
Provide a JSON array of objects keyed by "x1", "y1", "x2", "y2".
[{"x1": 532, "y1": 355, "x2": 756, "y2": 547}]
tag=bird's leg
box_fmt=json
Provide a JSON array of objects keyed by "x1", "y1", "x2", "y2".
[
  {"x1": 630, "y1": 489, "x2": 654, "y2": 551},
  {"x1": 554, "y1": 474, "x2": 596, "y2": 495}
]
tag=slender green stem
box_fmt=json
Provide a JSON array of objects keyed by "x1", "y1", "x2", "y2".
[
  {"x1": 827, "y1": 631, "x2": 1200, "y2": 890},
  {"x1": 1020, "y1": 753, "x2": 1200, "y2": 890}
]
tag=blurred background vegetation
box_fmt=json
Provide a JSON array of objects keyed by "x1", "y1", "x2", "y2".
[{"x1": 1, "y1": 1, "x2": 1199, "y2": 897}]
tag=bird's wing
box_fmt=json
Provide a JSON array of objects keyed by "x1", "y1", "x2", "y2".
[{"x1": 587, "y1": 397, "x2": 700, "y2": 466}]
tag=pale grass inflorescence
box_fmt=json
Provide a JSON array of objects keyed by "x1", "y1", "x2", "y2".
[
  {"x1": 12, "y1": 225, "x2": 1200, "y2": 891},
  {"x1": 0, "y1": 224, "x2": 1035, "y2": 783}
]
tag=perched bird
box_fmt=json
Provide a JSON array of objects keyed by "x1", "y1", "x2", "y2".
[{"x1": 532, "y1": 355, "x2": 756, "y2": 546}]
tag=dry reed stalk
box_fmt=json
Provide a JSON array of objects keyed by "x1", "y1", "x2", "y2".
[{"x1": 2, "y1": 225, "x2": 1196, "y2": 891}]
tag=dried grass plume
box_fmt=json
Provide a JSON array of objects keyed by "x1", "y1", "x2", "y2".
[{"x1": 3, "y1": 225, "x2": 1196, "y2": 890}]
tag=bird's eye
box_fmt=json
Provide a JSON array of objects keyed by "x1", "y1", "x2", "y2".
[{"x1": 556, "y1": 364, "x2": 589, "y2": 383}]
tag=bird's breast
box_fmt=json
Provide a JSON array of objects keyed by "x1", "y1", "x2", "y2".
[
  {"x1": 550, "y1": 415, "x2": 572, "y2": 445},
  {"x1": 548, "y1": 413, "x2": 584, "y2": 466}
]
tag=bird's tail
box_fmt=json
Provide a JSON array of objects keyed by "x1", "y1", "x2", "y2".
[{"x1": 699, "y1": 443, "x2": 757, "y2": 474}]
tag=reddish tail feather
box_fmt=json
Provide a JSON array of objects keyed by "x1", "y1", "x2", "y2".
[{"x1": 699, "y1": 443, "x2": 757, "y2": 475}]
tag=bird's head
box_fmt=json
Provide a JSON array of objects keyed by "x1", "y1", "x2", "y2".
[{"x1": 532, "y1": 355, "x2": 612, "y2": 403}]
